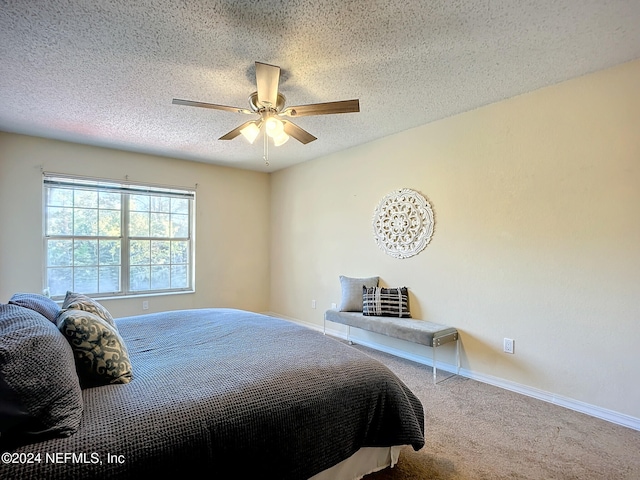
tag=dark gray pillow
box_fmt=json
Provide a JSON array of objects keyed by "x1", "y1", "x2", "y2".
[
  {"x1": 339, "y1": 275, "x2": 379, "y2": 312},
  {"x1": 61, "y1": 291, "x2": 116, "y2": 329},
  {"x1": 0, "y1": 304, "x2": 83, "y2": 448},
  {"x1": 57, "y1": 309, "x2": 132, "y2": 387},
  {"x1": 362, "y1": 286, "x2": 411, "y2": 318},
  {"x1": 9, "y1": 292, "x2": 61, "y2": 324}
]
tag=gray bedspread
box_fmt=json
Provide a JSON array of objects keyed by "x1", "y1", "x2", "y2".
[{"x1": 1, "y1": 308, "x2": 425, "y2": 480}]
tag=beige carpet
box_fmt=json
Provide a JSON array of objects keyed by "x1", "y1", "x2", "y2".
[{"x1": 343, "y1": 343, "x2": 640, "y2": 480}]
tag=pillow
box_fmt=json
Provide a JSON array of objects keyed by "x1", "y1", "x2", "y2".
[
  {"x1": 8, "y1": 292, "x2": 61, "y2": 324},
  {"x1": 339, "y1": 275, "x2": 379, "y2": 312},
  {"x1": 57, "y1": 309, "x2": 132, "y2": 388},
  {"x1": 0, "y1": 304, "x2": 83, "y2": 448},
  {"x1": 61, "y1": 291, "x2": 116, "y2": 329},
  {"x1": 362, "y1": 286, "x2": 411, "y2": 318}
]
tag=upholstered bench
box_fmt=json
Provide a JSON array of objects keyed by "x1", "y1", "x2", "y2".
[{"x1": 324, "y1": 309, "x2": 459, "y2": 384}]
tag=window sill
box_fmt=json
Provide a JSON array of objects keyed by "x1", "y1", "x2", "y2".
[{"x1": 53, "y1": 289, "x2": 195, "y2": 304}]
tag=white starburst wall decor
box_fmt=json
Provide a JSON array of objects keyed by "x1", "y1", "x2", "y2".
[{"x1": 372, "y1": 188, "x2": 434, "y2": 259}]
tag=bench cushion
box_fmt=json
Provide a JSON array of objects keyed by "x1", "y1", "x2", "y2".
[{"x1": 325, "y1": 310, "x2": 457, "y2": 348}]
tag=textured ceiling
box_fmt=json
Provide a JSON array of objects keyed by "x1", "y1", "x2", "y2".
[{"x1": 1, "y1": 1, "x2": 639, "y2": 173}]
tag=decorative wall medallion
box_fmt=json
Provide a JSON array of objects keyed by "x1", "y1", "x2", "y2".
[{"x1": 372, "y1": 188, "x2": 434, "y2": 259}]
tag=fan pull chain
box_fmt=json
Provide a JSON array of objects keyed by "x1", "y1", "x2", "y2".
[{"x1": 263, "y1": 130, "x2": 269, "y2": 166}]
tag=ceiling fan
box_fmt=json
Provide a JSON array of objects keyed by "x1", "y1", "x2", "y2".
[{"x1": 172, "y1": 61, "x2": 360, "y2": 149}]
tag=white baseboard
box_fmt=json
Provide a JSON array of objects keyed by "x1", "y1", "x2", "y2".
[
  {"x1": 460, "y1": 369, "x2": 640, "y2": 432},
  {"x1": 264, "y1": 311, "x2": 640, "y2": 432}
]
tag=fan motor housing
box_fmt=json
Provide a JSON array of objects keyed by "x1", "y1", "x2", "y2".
[{"x1": 249, "y1": 91, "x2": 286, "y2": 112}]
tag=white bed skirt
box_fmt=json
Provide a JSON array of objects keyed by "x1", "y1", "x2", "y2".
[{"x1": 309, "y1": 445, "x2": 403, "y2": 480}]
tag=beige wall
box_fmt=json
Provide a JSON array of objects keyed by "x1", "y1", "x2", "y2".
[
  {"x1": 0, "y1": 133, "x2": 271, "y2": 317},
  {"x1": 270, "y1": 60, "x2": 640, "y2": 419}
]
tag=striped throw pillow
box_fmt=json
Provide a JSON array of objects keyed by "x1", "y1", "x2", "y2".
[{"x1": 362, "y1": 286, "x2": 411, "y2": 318}]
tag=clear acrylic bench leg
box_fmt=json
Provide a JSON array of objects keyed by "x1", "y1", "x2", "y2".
[{"x1": 433, "y1": 339, "x2": 460, "y2": 385}]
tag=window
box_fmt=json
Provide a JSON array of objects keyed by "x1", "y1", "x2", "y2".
[{"x1": 44, "y1": 173, "x2": 195, "y2": 299}]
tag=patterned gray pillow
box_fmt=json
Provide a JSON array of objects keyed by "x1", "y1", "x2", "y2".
[
  {"x1": 339, "y1": 275, "x2": 379, "y2": 312},
  {"x1": 9, "y1": 292, "x2": 61, "y2": 324},
  {"x1": 57, "y1": 309, "x2": 133, "y2": 388},
  {"x1": 61, "y1": 291, "x2": 116, "y2": 329},
  {"x1": 362, "y1": 286, "x2": 411, "y2": 318},
  {"x1": 0, "y1": 304, "x2": 83, "y2": 447}
]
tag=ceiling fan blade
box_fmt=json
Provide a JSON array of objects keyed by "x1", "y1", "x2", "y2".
[
  {"x1": 280, "y1": 99, "x2": 360, "y2": 117},
  {"x1": 283, "y1": 120, "x2": 317, "y2": 144},
  {"x1": 255, "y1": 62, "x2": 280, "y2": 108},
  {"x1": 172, "y1": 98, "x2": 252, "y2": 114},
  {"x1": 219, "y1": 120, "x2": 260, "y2": 140}
]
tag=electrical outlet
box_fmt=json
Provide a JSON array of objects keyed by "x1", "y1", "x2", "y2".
[
  {"x1": 331, "y1": 302, "x2": 337, "y2": 309},
  {"x1": 503, "y1": 338, "x2": 514, "y2": 354},
  {"x1": 311, "y1": 300, "x2": 316, "y2": 309},
  {"x1": 142, "y1": 301, "x2": 149, "y2": 310}
]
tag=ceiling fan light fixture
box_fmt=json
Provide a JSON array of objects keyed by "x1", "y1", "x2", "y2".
[
  {"x1": 240, "y1": 121, "x2": 261, "y2": 143},
  {"x1": 173, "y1": 61, "x2": 360, "y2": 163},
  {"x1": 273, "y1": 131, "x2": 289, "y2": 147},
  {"x1": 265, "y1": 116, "x2": 284, "y2": 138}
]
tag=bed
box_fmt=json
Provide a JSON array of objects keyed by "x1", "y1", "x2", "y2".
[{"x1": 0, "y1": 294, "x2": 425, "y2": 480}]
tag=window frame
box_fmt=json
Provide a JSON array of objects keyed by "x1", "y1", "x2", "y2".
[{"x1": 43, "y1": 173, "x2": 196, "y2": 300}]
